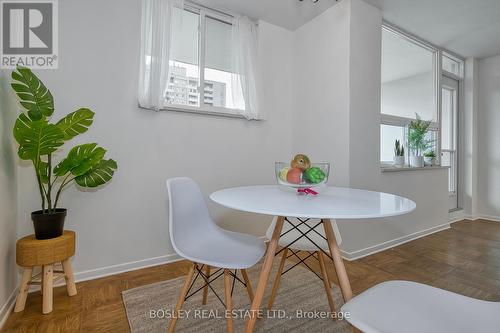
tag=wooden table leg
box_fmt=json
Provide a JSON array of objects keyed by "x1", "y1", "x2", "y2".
[
  {"x1": 244, "y1": 216, "x2": 285, "y2": 333},
  {"x1": 202, "y1": 265, "x2": 210, "y2": 305},
  {"x1": 62, "y1": 259, "x2": 77, "y2": 296},
  {"x1": 322, "y1": 219, "x2": 353, "y2": 302},
  {"x1": 224, "y1": 269, "x2": 234, "y2": 333},
  {"x1": 42, "y1": 265, "x2": 53, "y2": 314},
  {"x1": 14, "y1": 267, "x2": 33, "y2": 312},
  {"x1": 318, "y1": 251, "x2": 336, "y2": 316},
  {"x1": 267, "y1": 247, "x2": 288, "y2": 310}
]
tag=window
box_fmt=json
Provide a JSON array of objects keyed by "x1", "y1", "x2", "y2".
[
  {"x1": 441, "y1": 75, "x2": 460, "y2": 209},
  {"x1": 167, "y1": 8, "x2": 200, "y2": 107},
  {"x1": 442, "y1": 53, "x2": 464, "y2": 78},
  {"x1": 166, "y1": 5, "x2": 245, "y2": 113},
  {"x1": 380, "y1": 124, "x2": 405, "y2": 162},
  {"x1": 380, "y1": 26, "x2": 438, "y2": 165},
  {"x1": 139, "y1": 1, "x2": 259, "y2": 118}
]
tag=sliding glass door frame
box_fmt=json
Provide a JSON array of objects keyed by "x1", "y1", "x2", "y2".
[{"x1": 441, "y1": 74, "x2": 461, "y2": 211}]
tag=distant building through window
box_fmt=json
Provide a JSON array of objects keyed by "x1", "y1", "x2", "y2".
[
  {"x1": 163, "y1": 6, "x2": 244, "y2": 113},
  {"x1": 166, "y1": 66, "x2": 226, "y2": 107}
]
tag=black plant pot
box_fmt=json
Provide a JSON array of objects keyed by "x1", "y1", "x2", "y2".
[{"x1": 31, "y1": 208, "x2": 67, "y2": 240}]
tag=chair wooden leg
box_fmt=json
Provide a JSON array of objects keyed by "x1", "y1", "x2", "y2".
[
  {"x1": 62, "y1": 259, "x2": 77, "y2": 296},
  {"x1": 240, "y1": 269, "x2": 254, "y2": 302},
  {"x1": 167, "y1": 263, "x2": 196, "y2": 333},
  {"x1": 14, "y1": 267, "x2": 33, "y2": 312},
  {"x1": 42, "y1": 265, "x2": 53, "y2": 314},
  {"x1": 267, "y1": 247, "x2": 288, "y2": 310},
  {"x1": 245, "y1": 216, "x2": 285, "y2": 333},
  {"x1": 202, "y1": 265, "x2": 210, "y2": 305},
  {"x1": 318, "y1": 251, "x2": 336, "y2": 317},
  {"x1": 224, "y1": 269, "x2": 234, "y2": 333},
  {"x1": 322, "y1": 219, "x2": 353, "y2": 302}
]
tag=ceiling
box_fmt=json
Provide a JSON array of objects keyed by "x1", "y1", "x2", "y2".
[
  {"x1": 196, "y1": 0, "x2": 500, "y2": 59},
  {"x1": 195, "y1": 0, "x2": 340, "y2": 31},
  {"x1": 364, "y1": 0, "x2": 500, "y2": 59}
]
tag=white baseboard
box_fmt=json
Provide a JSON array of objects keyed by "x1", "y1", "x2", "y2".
[
  {"x1": 0, "y1": 253, "x2": 183, "y2": 330},
  {"x1": 74, "y1": 253, "x2": 182, "y2": 283},
  {"x1": 340, "y1": 214, "x2": 500, "y2": 260},
  {"x1": 448, "y1": 209, "x2": 469, "y2": 223},
  {"x1": 340, "y1": 222, "x2": 451, "y2": 261},
  {"x1": 25, "y1": 253, "x2": 184, "y2": 292},
  {"x1": 473, "y1": 214, "x2": 500, "y2": 222},
  {"x1": 0, "y1": 288, "x2": 18, "y2": 330}
]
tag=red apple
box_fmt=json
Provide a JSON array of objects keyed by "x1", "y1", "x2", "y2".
[{"x1": 287, "y1": 168, "x2": 302, "y2": 184}]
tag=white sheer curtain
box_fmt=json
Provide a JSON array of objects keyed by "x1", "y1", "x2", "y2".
[
  {"x1": 231, "y1": 16, "x2": 261, "y2": 120},
  {"x1": 138, "y1": 0, "x2": 184, "y2": 110}
]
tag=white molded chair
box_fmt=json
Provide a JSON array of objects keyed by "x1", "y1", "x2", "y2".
[
  {"x1": 265, "y1": 216, "x2": 342, "y2": 312},
  {"x1": 341, "y1": 280, "x2": 500, "y2": 333},
  {"x1": 166, "y1": 177, "x2": 266, "y2": 333}
]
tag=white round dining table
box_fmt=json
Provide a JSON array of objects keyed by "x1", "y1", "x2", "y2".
[
  {"x1": 210, "y1": 185, "x2": 416, "y2": 220},
  {"x1": 210, "y1": 185, "x2": 416, "y2": 333}
]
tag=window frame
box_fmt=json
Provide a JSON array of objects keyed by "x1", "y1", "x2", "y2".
[
  {"x1": 380, "y1": 22, "x2": 464, "y2": 169},
  {"x1": 163, "y1": 3, "x2": 247, "y2": 118}
]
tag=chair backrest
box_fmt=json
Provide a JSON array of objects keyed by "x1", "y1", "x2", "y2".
[{"x1": 166, "y1": 177, "x2": 217, "y2": 256}]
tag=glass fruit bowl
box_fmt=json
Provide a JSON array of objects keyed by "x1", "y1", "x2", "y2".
[{"x1": 275, "y1": 162, "x2": 330, "y2": 189}]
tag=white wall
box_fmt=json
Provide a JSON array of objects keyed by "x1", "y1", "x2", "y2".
[
  {"x1": 16, "y1": 0, "x2": 294, "y2": 276},
  {"x1": 461, "y1": 57, "x2": 479, "y2": 216},
  {"x1": 293, "y1": 0, "x2": 351, "y2": 187},
  {"x1": 292, "y1": 0, "x2": 449, "y2": 255},
  {"x1": 477, "y1": 54, "x2": 500, "y2": 218},
  {"x1": 0, "y1": 75, "x2": 19, "y2": 325}
]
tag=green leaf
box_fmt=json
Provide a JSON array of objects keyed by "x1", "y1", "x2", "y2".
[
  {"x1": 75, "y1": 159, "x2": 117, "y2": 188},
  {"x1": 56, "y1": 108, "x2": 95, "y2": 140},
  {"x1": 13, "y1": 113, "x2": 64, "y2": 160},
  {"x1": 37, "y1": 159, "x2": 49, "y2": 184},
  {"x1": 54, "y1": 143, "x2": 106, "y2": 177},
  {"x1": 11, "y1": 66, "x2": 54, "y2": 120}
]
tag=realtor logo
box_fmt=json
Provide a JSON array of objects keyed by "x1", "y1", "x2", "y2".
[{"x1": 1, "y1": 0, "x2": 58, "y2": 69}]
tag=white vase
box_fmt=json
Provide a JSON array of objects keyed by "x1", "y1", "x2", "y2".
[
  {"x1": 410, "y1": 156, "x2": 424, "y2": 167},
  {"x1": 424, "y1": 157, "x2": 435, "y2": 166},
  {"x1": 393, "y1": 156, "x2": 405, "y2": 167}
]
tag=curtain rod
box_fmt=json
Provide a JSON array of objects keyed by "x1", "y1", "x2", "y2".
[
  {"x1": 186, "y1": 0, "x2": 259, "y2": 24},
  {"x1": 186, "y1": 0, "x2": 235, "y2": 18}
]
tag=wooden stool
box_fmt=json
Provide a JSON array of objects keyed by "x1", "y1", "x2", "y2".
[{"x1": 14, "y1": 230, "x2": 77, "y2": 314}]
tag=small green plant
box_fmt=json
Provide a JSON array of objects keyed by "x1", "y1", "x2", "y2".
[
  {"x1": 394, "y1": 140, "x2": 404, "y2": 156},
  {"x1": 408, "y1": 113, "x2": 434, "y2": 156},
  {"x1": 424, "y1": 150, "x2": 436, "y2": 158},
  {"x1": 10, "y1": 66, "x2": 118, "y2": 213}
]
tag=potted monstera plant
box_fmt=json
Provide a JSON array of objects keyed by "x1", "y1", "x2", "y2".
[{"x1": 11, "y1": 66, "x2": 117, "y2": 239}]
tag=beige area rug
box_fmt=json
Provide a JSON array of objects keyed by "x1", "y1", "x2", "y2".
[{"x1": 122, "y1": 259, "x2": 351, "y2": 333}]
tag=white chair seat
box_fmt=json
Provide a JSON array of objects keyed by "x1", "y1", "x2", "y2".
[
  {"x1": 176, "y1": 228, "x2": 266, "y2": 270},
  {"x1": 167, "y1": 177, "x2": 266, "y2": 270},
  {"x1": 266, "y1": 217, "x2": 342, "y2": 252},
  {"x1": 341, "y1": 280, "x2": 500, "y2": 333}
]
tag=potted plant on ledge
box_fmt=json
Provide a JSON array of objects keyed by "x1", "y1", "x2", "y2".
[
  {"x1": 424, "y1": 150, "x2": 436, "y2": 166},
  {"x1": 408, "y1": 114, "x2": 434, "y2": 168},
  {"x1": 11, "y1": 66, "x2": 118, "y2": 239},
  {"x1": 393, "y1": 139, "x2": 405, "y2": 167}
]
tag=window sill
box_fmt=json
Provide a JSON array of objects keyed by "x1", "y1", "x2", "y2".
[
  {"x1": 380, "y1": 165, "x2": 450, "y2": 173},
  {"x1": 140, "y1": 103, "x2": 264, "y2": 120},
  {"x1": 166, "y1": 104, "x2": 246, "y2": 119}
]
